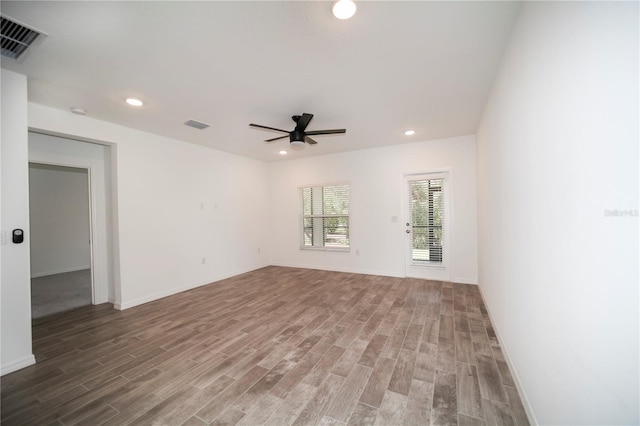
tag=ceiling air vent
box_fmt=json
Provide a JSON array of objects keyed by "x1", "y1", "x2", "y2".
[
  {"x1": 1, "y1": 15, "x2": 46, "y2": 62},
  {"x1": 184, "y1": 120, "x2": 210, "y2": 130}
]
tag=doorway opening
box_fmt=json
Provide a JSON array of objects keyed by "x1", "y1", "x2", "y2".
[{"x1": 28, "y1": 163, "x2": 93, "y2": 318}]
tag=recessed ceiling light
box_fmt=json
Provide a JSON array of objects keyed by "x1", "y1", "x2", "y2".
[
  {"x1": 333, "y1": 0, "x2": 356, "y2": 20},
  {"x1": 70, "y1": 107, "x2": 86, "y2": 115},
  {"x1": 279, "y1": 150, "x2": 288, "y2": 155},
  {"x1": 404, "y1": 130, "x2": 416, "y2": 136},
  {"x1": 125, "y1": 98, "x2": 143, "y2": 107}
]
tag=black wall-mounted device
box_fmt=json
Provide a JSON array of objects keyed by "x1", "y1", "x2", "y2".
[{"x1": 12, "y1": 229, "x2": 24, "y2": 244}]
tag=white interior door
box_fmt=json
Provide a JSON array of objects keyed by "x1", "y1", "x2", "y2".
[{"x1": 404, "y1": 171, "x2": 451, "y2": 281}]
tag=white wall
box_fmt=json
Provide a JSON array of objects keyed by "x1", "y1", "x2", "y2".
[
  {"x1": 28, "y1": 103, "x2": 270, "y2": 309},
  {"x1": 476, "y1": 2, "x2": 639, "y2": 424},
  {"x1": 268, "y1": 135, "x2": 478, "y2": 283},
  {"x1": 0, "y1": 70, "x2": 36, "y2": 375},
  {"x1": 29, "y1": 164, "x2": 91, "y2": 277}
]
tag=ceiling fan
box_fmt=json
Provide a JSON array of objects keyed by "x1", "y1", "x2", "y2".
[{"x1": 250, "y1": 113, "x2": 346, "y2": 149}]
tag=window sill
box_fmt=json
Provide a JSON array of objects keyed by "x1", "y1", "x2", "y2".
[
  {"x1": 300, "y1": 246, "x2": 350, "y2": 253},
  {"x1": 410, "y1": 261, "x2": 445, "y2": 269}
]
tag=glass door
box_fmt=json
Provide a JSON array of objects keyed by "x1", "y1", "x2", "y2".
[{"x1": 404, "y1": 172, "x2": 451, "y2": 281}]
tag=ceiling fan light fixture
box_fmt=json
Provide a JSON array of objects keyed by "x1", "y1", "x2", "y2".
[
  {"x1": 290, "y1": 130, "x2": 306, "y2": 144},
  {"x1": 333, "y1": 0, "x2": 356, "y2": 20},
  {"x1": 290, "y1": 140, "x2": 305, "y2": 150}
]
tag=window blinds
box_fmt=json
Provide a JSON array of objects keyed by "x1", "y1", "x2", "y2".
[
  {"x1": 301, "y1": 184, "x2": 350, "y2": 248},
  {"x1": 408, "y1": 178, "x2": 444, "y2": 263}
]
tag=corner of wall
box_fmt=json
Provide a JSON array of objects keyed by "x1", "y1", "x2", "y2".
[{"x1": 1, "y1": 69, "x2": 35, "y2": 376}]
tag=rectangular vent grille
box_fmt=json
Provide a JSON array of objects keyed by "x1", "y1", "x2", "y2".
[
  {"x1": 184, "y1": 120, "x2": 210, "y2": 130},
  {"x1": 1, "y1": 16, "x2": 45, "y2": 62}
]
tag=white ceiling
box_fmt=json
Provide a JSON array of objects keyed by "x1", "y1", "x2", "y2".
[{"x1": 1, "y1": 1, "x2": 520, "y2": 162}]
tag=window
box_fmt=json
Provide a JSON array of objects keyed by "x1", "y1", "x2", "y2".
[
  {"x1": 301, "y1": 184, "x2": 350, "y2": 250},
  {"x1": 408, "y1": 177, "x2": 444, "y2": 263}
]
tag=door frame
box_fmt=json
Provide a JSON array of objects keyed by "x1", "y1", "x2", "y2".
[
  {"x1": 28, "y1": 130, "x2": 112, "y2": 306},
  {"x1": 403, "y1": 169, "x2": 453, "y2": 281}
]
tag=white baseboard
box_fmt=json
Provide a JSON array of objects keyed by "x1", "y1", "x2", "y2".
[
  {"x1": 270, "y1": 263, "x2": 478, "y2": 285},
  {"x1": 452, "y1": 276, "x2": 478, "y2": 285},
  {"x1": 269, "y1": 262, "x2": 404, "y2": 279},
  {"x1": 114, "y1": 263, "x2": 270, "y2": 311},
  {"x1": 476, "y1": 284, "x2": 538, "y2": 425},
  {"x1": 31, "y1": 265, "x2": 91, "y2": 278},
  {"x1": 107, "y1": 265, "x2": 476, "y2": 311},
  {"x1": 1, "y1": 354, "x2": 36, "y2": 376}
]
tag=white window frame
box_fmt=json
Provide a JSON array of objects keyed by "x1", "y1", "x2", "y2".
[{"x1": 299, "y1": 183, "x2": 350, "y2": 252}]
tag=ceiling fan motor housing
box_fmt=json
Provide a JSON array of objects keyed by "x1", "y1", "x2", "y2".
[{"x1": 290, "y1": 130, "x2": 305, "y2": 142}]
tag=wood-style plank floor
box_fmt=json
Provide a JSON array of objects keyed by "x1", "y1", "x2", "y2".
[{"x1": 1, "y1": 266, "x2": 530, "y2": 425}]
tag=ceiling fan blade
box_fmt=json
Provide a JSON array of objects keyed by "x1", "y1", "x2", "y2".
[
  {"x1": 305, "y1": 136, "x2": 318, "y2": 145},
  {"x1": 249, "y1": 123, "x2": 290, "y2": 133},
  {"x1": 295, "y1": 113, "x2": 314, "y2": 131},
  {"x1": 305, "y1": 129, "x2": 346, "y2": 136},
  {"x1": 265, "y1": 135, "x2": 289, "y2": 142}
]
